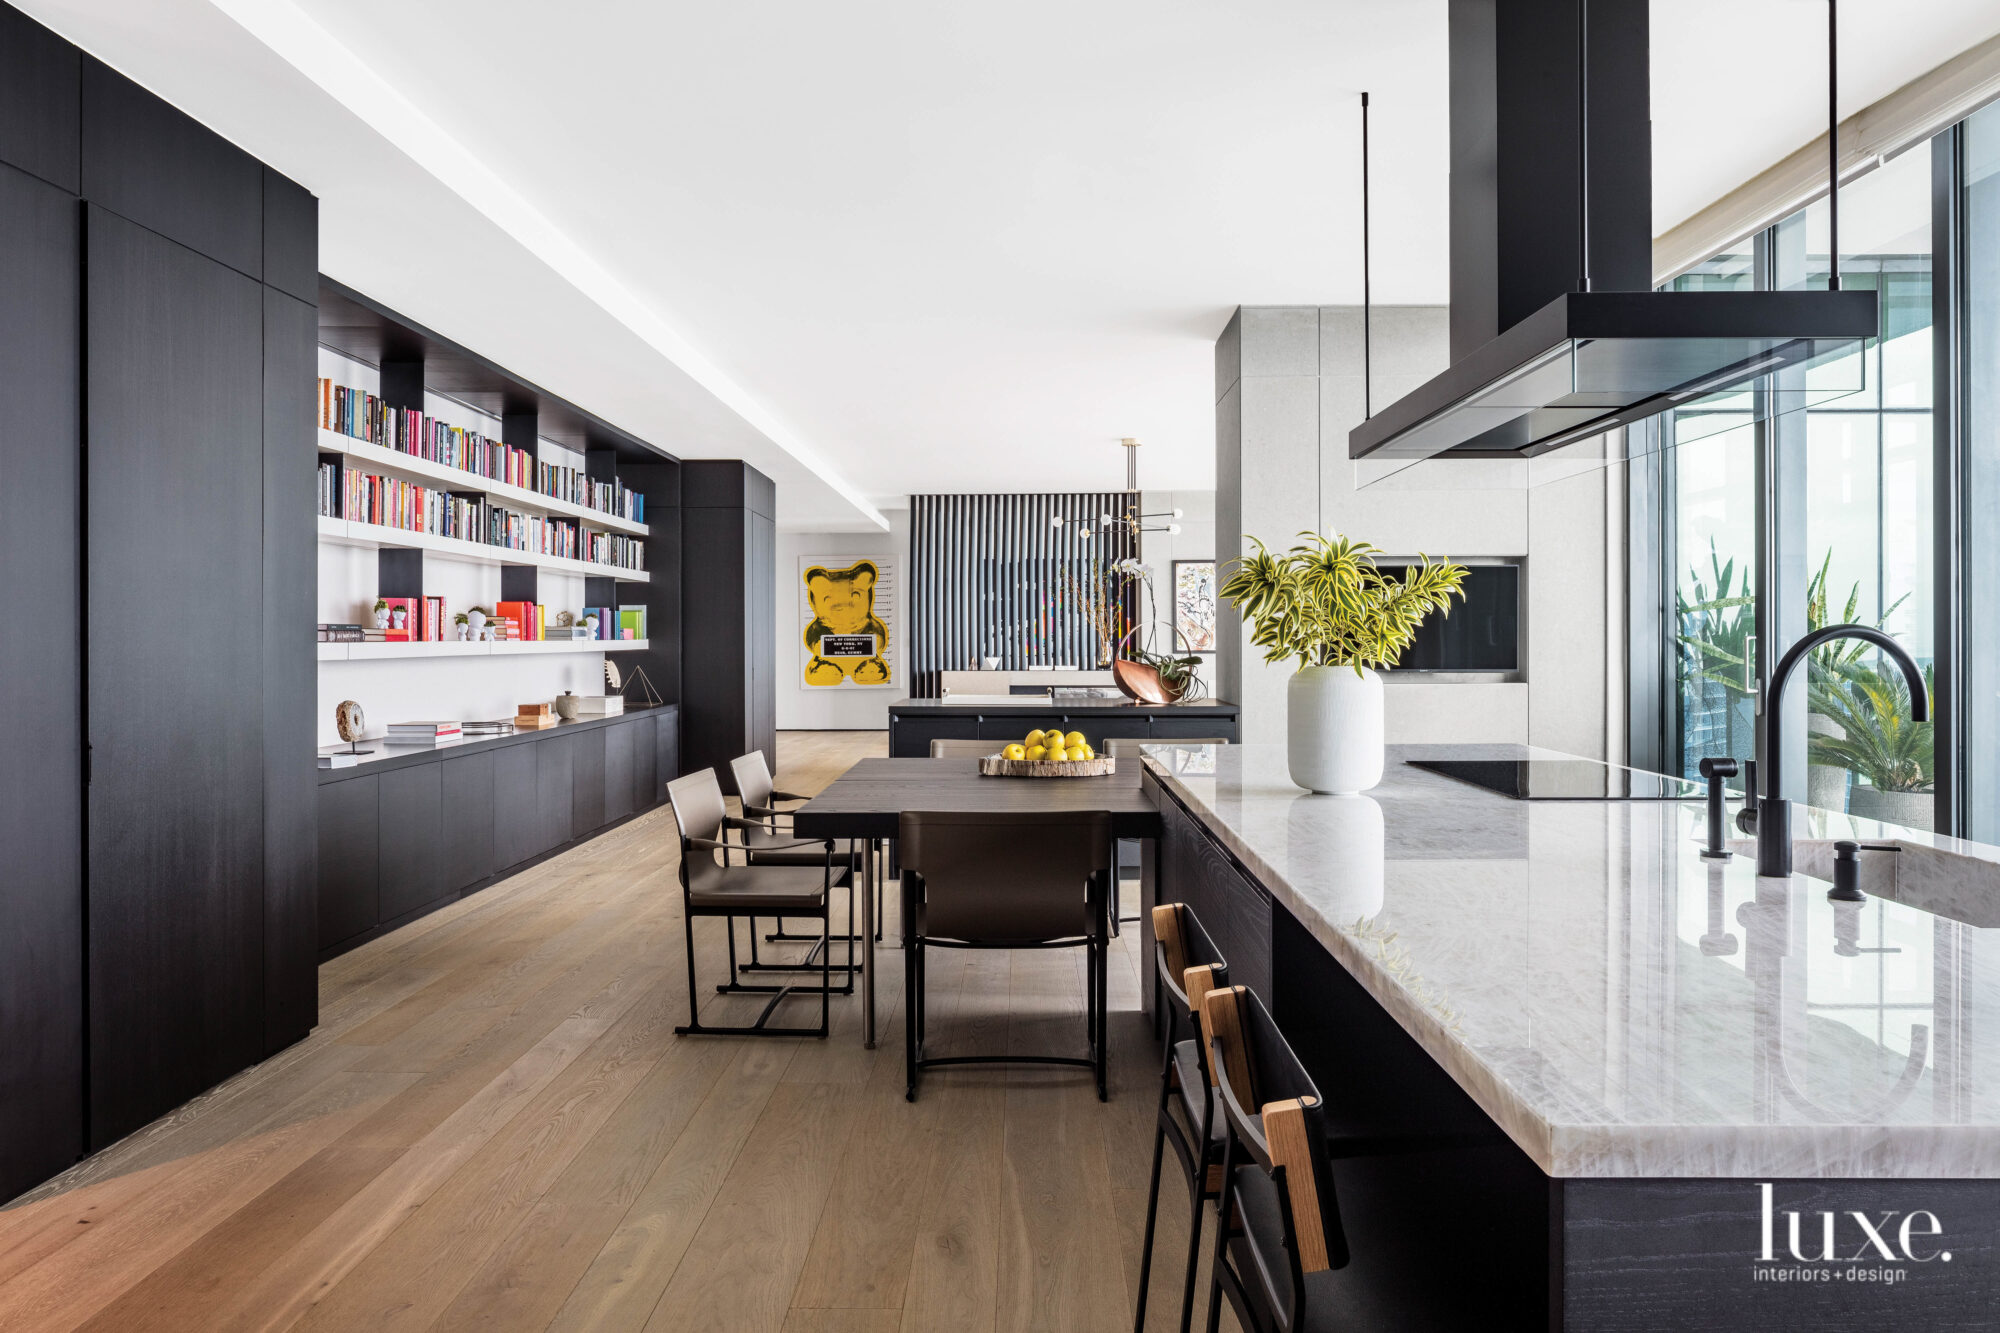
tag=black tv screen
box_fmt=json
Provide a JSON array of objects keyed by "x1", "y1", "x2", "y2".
[{"x1": 1385, "y1": 564, "x2": 1519, "y2": 672}]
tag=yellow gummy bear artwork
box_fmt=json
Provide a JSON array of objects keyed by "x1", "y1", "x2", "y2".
[{"x1": 803, "y1": 560, "x2": 891, "y2": 687}]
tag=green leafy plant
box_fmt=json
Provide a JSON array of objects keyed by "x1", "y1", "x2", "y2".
[
  {"x1": 1675, "y1": 542, "x2": 1756, "y2": 699},
  {"x1": 1808, "y1": 660, "x2": 1935, "y2": 793},
  {"x1": 1218, "y1": 533, "x2": 1467, "y2": 673},
  {"x1": 1805, "y1": 549, "x2": 1907, "y2": 677}
]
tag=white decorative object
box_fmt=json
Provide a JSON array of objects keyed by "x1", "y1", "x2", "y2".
[
  {"x1": 1286, "y1": 666, "x2": 1385, "y2": 795},
  {"x1": 467, "y1": 608, "x2": 487, "y2": 637},
  {"x1": 981, "y1": 655, "x2": 1002, "y2": 670},
  {"x1": 583, "y1": 613, "x2": 600, "y2": 636}
]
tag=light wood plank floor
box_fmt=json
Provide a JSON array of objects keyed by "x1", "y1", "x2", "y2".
[{"x1": 2, "y1": 731, "x2": 1239, "y2": 1332}]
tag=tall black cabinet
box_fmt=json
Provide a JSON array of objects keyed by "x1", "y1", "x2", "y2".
[
  {"x1": 681, "y1": 461, "x2": 777, "y2": 791},
  {"x1": 0, "y1": 1, "x2": 320, "y2": 1196}
]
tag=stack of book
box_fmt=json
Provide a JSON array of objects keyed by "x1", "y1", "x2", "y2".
[
  {"x1": 497, "y1": 600, "x2": 544, "y2": 642},
  {"x1": 461, "y1": 720, "x2": 516, "y2": 737},
  {"x1": 618, "y1": 607, "x2": 646, "y2": 641},
  {"x1": 516, "y1": 703, "x2": 556, "y2": 730},
  {"x1": 318, "y1": 623, "x2": 364, "y2": 643},
  {"x1": 385, "y1": 721, "x2": 462, "y2": 746}
]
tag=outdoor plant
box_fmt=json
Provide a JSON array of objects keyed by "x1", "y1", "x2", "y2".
[
  {"x1": 1808, "y1": 660, "x2": 1935, "y2": 793},
  {"x1": 1219, "y1": 532, "x2": 1467, "y2": 672},
  {"x1": 1675, "y1": 542, "x2": 1755, "y2": 699}
]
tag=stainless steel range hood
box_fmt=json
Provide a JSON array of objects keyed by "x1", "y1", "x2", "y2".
[{"x1": 1349, "y1": 0, "x2": 1877, "y2": 466}]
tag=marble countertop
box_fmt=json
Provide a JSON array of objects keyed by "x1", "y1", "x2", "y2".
[{"x1": 1142, "y1": 741, "x2": 2000, "y2": 1179}]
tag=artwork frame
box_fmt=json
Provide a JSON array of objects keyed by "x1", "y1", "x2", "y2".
[
  {"x1": 1172, "y1": 559, "x2": 1217, "y2": 654},
  {"x1": 799, "y1": 555, "x2": 897, "y2": 690}
]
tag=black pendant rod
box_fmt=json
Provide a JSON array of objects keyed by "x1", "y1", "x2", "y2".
[
  {"x1": 1577, "y1": 0, "x2": 1591, "y2": 292},
  {"x1": 1361, "y1": 90, "x2": 1371, "y2": 420},
  {"x1": 1827, "y1": 0, "x2": 1841, "y2": 291}
]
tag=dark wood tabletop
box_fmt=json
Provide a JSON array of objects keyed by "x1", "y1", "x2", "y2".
[{"x1": 792, "y1": 757, "x2": 1161, "y2": 840}]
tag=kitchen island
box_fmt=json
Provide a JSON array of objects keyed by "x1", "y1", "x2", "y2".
[
  {"x1": 1141, "y1": 742, "x2": 2000, "y2": 1330},
  {"x1": 886, "y1": 694, "x2": 1238, "y2": 757}
]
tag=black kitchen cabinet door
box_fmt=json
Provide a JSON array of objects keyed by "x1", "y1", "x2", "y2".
[
  {"x1": 494, "y1": 742, "x2": 539, "y2": 870},
  {"x1": 657, "y1": 707, "x2": 680, "y2": 785},
  {"x1": 605, "y1": 721, "x2": 635, "y2": 824},
  {"x1": 81, "y1": 58, "x2": 262, "y2": 278},
  {"x1": 538, "y1": 732, "x2": 576, "y2": 854},
  {"x1": 631, "y1": 714, "x2": 658, "y2": 813},
  {"x1": 317, "y1": 777, "x2": 380, "y2": 954},
  {"x1": 379, "y1": 764, "x2": 444, "y2": 922},
  {"x1": 85, "y1": 205, "x2": 266, "y2": 1147},
  {"x1": 1155, "y1": 785, "x2": 1271, "y2": 1001},
  {"x1": 0, "y1": 162, "x2": 81, "y2": 1200},
  {"x1": 442, "y1": 752, "x2": 496, "y2": 893},
  {"x1": 0, "y1": 5, "x2": 78, "y2": 192},
  {"x1": 263, "y1": 285, "x2": 318, "y2": 1055},
  {"x1": 572, "y1": 728, "x2": 606, "y2": 840}
]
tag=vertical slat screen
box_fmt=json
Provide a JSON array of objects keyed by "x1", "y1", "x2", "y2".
[{"x1": 908, "y1": 492, "x2": 1141, "y2": 697}]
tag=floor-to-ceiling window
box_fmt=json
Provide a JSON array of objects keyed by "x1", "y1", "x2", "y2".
[{"x1": 1964, "y1": 101, "x2": 2000, "y2": 842}]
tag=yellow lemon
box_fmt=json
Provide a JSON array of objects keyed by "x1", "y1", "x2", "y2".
[
  {"x1": 1047, "y1": 748, "x2": 1068, "y2": 762},
  {"x1": 1002, "y1": 743, "x2": 1026, "y2": 761},
  {"x1": 1066, "y1": 745, "x2": 1090, "y2": 762},
  {"x1": 1024, "y1": 729, "x2": 1047, "y2": 748},
  {"x1": 1077, "y1": 745, "x2": 1095, "y2": 761},
  {"x1": 1024, "y1": 745, "x2": 1046, "y2": 761},
  {"x1": 1063, "y1": 730, "x2": 1087, "y2": 750}
]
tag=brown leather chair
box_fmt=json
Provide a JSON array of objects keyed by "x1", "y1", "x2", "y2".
[
  {"x1": 666, "y1": 769, "x2": 847, "y2": 1038},
  {"x1": 1134, "y1": 903, "x2": 1232, "y2": 1333},
  {"x1": 927, "y1": 738, "x2": 997, "y2": 757},
  {"x1": 898, "y1": 809, "x2": 1112, "y2": 1101},
  {"x1": 1201, "y1": 985, "x2": 1349, "y2": 1333},
  {"x1": 730, "y1": 750, "x2": 866, "y2": 974}
]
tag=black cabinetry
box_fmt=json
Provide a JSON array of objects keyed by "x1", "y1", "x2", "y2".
[
  {"x1": 680, "y1": 461, "x2": 776, "y2": 791},
  {"x1": 85, "y1": 205, "x2": 268, "y2": 1147},
  {"x1": 0, "y1": 162, "x2": 81, "y2": 1199},
  {"x1": 316, "y1": 707, "x2": 678, "y2": 958},
  {"x1": 1149, "y1": 778, "x2": 1271, "y2": 1000}
]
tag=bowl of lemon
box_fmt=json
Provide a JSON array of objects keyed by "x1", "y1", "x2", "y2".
[{"x1": 977, "y1": 728, "x2": 1116, "y2": 778}]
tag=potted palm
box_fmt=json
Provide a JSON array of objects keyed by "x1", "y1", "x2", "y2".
[
  {"x1": 1807, "y1": 660, "x2": 1935, "y2": 831},
  {"x1": 1221, "y1": 533, "x2": 1467, "y2": 794}
]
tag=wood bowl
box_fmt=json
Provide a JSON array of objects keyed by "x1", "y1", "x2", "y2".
[{"x1": 977, "y1": 755, "x2": 1118, "y2": 779}]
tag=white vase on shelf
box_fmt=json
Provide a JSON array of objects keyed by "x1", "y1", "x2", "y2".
[{"x1": 1287, "y1": 665, "x2": 1385, "y2": 795}]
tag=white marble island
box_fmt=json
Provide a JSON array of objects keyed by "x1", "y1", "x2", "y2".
[{"x1": 1140, "y1": 742, "x2": 2000, "y2": 1330}]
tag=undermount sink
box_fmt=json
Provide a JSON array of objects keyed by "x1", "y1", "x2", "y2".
[{"x1": 1724, "y1": 835, "x2": 2000, "y2": 929}]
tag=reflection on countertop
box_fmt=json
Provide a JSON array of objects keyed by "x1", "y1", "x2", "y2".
[{"x1": 1140, "y1": 741, "x2": 2000, "y2": 1179}]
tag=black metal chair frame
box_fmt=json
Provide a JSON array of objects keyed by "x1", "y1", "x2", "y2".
[
  {"x1": 1134, "y1": 902, "x2": 1231, "y2": 1333},
  {"x1": 731, "y1": 751, "x2": 882, "y2": 959},
  {"x1": 1202, "y1": 985, "x2": 1349, "y2": 1333},
  {"x1": 668, "y1": 776, "x2": 852, "y2": 1039},
  {"x1": 899, "y1": 812, "x2": 1111, "y2": 1102}
]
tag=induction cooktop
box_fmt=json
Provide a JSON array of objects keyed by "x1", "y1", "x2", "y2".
[{"x1": 1406, "y1": 758, "x2": 1704, "y2": 801}]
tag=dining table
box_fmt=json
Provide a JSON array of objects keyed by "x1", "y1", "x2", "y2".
[{"x1": 790, "y1": 756, "x2": 1163, "y2": 1047}]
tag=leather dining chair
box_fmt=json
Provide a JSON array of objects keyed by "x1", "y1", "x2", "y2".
[
  {"x1": 927, "y1": 738, "x2": 997, "y2": 757},
  {"x1": 898, "y1": 809, "x2": 1112, "y2": 1101},
  {"x1": 666, "y1": 769, "x2": 849, "y2": 1038},
  {"x1": 730, "y1": 750, "x2": 866, "y2": 973}
]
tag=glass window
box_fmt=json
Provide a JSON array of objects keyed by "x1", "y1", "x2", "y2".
[
  {"x1": 1777, "y1": 150, "x2": 1936, "y2": 827},
  {"x1": 1964, "y1": 102, "x2": 2000, "y2": 841}
]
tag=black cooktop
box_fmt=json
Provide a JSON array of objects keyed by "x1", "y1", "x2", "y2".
[{"x1": 1406, "y1": 758, "x2": 1704, "y2": 801}]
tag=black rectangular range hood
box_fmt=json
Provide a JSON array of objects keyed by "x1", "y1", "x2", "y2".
[{"x1": 1349, "y1": 0, "x2": 1876, "y2": 464}]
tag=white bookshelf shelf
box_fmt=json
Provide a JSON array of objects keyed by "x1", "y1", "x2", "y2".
[
  {"x1": 318, "y1": 638, "x2": 650, "y2": 662},
  {"x1": 321, "y1": 430, "x2": 649, "y2": 536},
  {"x1": 316, "y1": 515, "x2": 651, "y2": 582}
]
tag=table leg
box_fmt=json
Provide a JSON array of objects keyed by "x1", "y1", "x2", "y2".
[{"x1": 862, "y1": 837, "x2": 877, "y2": 1048}]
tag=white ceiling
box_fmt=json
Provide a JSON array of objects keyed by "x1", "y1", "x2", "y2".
[{"x1": 23, "y1": 0, "x2": 2000, "y2": 528}]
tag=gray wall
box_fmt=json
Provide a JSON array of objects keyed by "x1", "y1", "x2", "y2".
[{"x1": 1215, "y1": 305, "x2": 1624, "y2": 757}]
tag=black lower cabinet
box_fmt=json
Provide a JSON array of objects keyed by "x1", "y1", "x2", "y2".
[
  {"x1": 317, "y1": 708, "x2": 678, "y2": 958},
  {"x1": 0, "y1": 161, "x2": 82, "y2": 1201},
  {"x1": 378, "y1": 764, "x2": 443, "y2": 921},
  {"x1": 317, "y1": 776, "x2": 380, "y2": 954},
  {"x1": 494, "y1": 742, "x2": 539, "y2": 871},
  {"x1": 441, "y1": 753, "x2": 496, "y2": 894},
  {"x1": 85, "y1": 205, "x2": 266, "y2": 1148},
  {"x1": 1152, "y1": 782, "x2": 1271, "y2": 999}
]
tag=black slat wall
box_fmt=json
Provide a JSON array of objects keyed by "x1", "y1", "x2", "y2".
[{"x1": 908, "y1": 493, "x2": 1140, "y2": 697}]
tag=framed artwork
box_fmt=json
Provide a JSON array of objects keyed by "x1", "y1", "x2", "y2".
[
  {"x1": 1173, "y1": 559, "x2": 1216, "y2": 653},
  {"x1": 800, "y1": 556, "x2": 896, "y2": 689}
]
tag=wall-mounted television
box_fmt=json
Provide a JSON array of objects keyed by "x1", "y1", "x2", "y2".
[{"x1": 1383, "y1": 561, "x2": 1520, "y2": 673}]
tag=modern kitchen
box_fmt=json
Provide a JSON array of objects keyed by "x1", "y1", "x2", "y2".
[{"x1": 6, "y1": 1, "x2": 2000, "y2": 1330}]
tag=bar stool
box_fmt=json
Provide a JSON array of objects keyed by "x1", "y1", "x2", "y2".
[
  {"x1": 1201, "y1": 984, "x2": 1349, "y2": 1333},
  {"x1": 1133, "y1": 902, "x2": 1231, "y2": 1333},
  {"x1": 666, "y1": 770, "x2": 849, "y2": 1038}
]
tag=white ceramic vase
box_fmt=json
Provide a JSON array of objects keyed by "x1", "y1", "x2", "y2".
[{"x1": 1287, "y1": 665, "x2": 1385, "y2": 795}]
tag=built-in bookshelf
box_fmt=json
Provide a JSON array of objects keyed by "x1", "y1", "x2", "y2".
[{"x1": 314, "y1": 279, "x2": 681, "y2": 748}]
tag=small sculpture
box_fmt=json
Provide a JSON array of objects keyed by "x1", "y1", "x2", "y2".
[
  {"x1": 554, "y1": 691, "x2": 581, "y2": 722},
  {"x1": 467, "y1": 607, "x2": 488, "y2": 637},
  {"x1": 604, "y1": 659, "x2": 623, "y2": 691},
  {"x1": 372, "y1": 599, "x2": 389, "y2": 630},
  {"x1": 555, "y1": 610, "x2": 576, "y2": 628},
  {"x1": 334, "y1": 700, "x2": 373, "y2": 755},
  {"x1": 583, "y1": 613, "x2": 601, "y2": 637}
]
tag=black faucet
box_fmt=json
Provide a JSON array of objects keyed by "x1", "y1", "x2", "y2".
[
  {"x1": 1754, "y1": 624, "x2": 1929, "y2": 878},
  {"x1": 1697, "y1": 756, "x2": 1738, "y2": 860}
]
